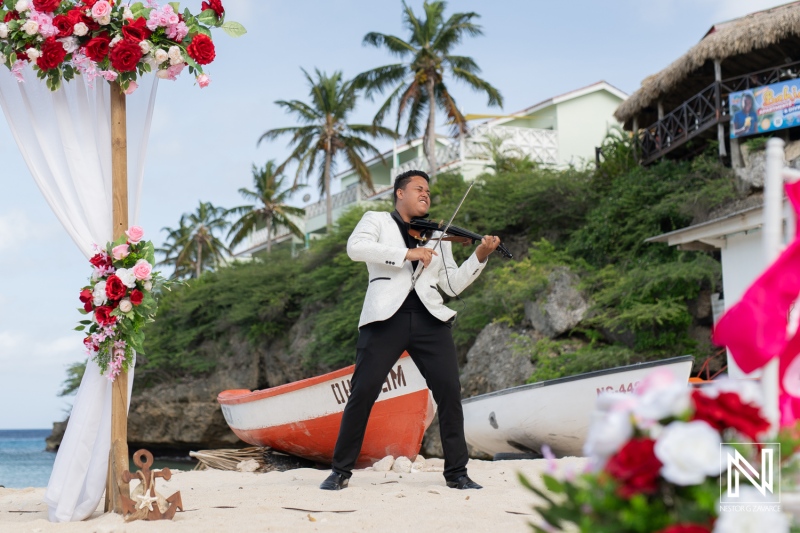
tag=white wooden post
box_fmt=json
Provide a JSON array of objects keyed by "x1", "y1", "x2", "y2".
[{"x1": 764, "y1": 137, "x2": 785, "y2": 434}]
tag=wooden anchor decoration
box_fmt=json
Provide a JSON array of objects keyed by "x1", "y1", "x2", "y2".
[{"x1": 120, "y1": 449, "x2": 183, "y2": 521}]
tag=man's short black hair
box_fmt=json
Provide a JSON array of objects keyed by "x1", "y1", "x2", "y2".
[{"x1": 393, "y1": 170, "x2": 430, "y2": 204}]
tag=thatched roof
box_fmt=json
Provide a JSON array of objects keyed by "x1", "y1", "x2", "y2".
[{"x1": 615, "y1": 1, "x2": 800, "y2": 127}]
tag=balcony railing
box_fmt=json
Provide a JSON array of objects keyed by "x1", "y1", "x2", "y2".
[
  {"x1": 391, "y1": 124, "x2": 558, "y2": 178},
  {"x1": 638, "y1": 60, "x2": 800, "y2": 164}
]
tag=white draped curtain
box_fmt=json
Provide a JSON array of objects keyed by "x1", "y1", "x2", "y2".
[{"x1": 0, "y1": 67, "x2": 158, "y2": 522}]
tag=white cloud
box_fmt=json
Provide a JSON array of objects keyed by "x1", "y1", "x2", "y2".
[
  {"x1": 0, "y1": 209, "x2": 58, "y2": 253},
  {"x1": 0, "y1": 330, "x2": 84, "y2": 371}
]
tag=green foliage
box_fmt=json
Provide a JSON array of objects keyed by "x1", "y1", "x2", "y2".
[
  {"x1": 585, "y1": 254, "x2": 720, "y2": 352},
  {"x1": 743, "y1": 136, "x2": 769, "y2": 152},
  {"x1": 521, "y1": 337, "x2": 639, "y2": 383},
  {"x1": 569, "y1": 154, "x2": 738, "y2": 268}
]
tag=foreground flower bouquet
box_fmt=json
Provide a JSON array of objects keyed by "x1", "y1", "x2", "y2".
[
  {"x1": 0, "y1": 0, "x2": 245, "y2": 91},
  {"x1": 76, "y1": 226, "x2": 165, "y2": 380},
  {"x1": 523, "y1": 372, "x2": 800, "y2": 533}
]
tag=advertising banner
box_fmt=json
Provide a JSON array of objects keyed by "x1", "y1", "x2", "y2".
[{"x1": 729, "y1": 80, "x2": 800, "y2": 138}]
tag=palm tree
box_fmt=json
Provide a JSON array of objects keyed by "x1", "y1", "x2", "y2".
[
  {"x1": 227, "y1": 161, "x2": 306, "y2": 253},
  {"x1": 259, "y1": 68, "x2": 395, "y2": 232},
  {"x1": 355, "y1": 0, "x2": 503, "y2": 178},
  {"x1": 157, "y1": 202, "x2": 230, "y2": 279}
]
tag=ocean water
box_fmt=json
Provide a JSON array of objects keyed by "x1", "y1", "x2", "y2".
[{"x1": 0, "y1": 429, "x2": 55, "y2": 489}]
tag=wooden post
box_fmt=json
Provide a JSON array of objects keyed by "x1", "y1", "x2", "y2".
[
  {"x1": 105, "y1": 81, "x2": 130, "y2": 513},
  {"x1": 714, "y1": 59, "x2": 728, "y2": 158}
]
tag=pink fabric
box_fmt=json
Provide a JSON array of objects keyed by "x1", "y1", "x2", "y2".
[{"x1": 712, "y1": 181, "x2": 800, "y2": 425}]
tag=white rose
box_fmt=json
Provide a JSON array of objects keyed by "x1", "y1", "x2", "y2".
[
  {"x1": 93, "y1": 281, "x2": 108, "y2": 307},
  {"x1": 143, "y1": 281, "x2": 153, "y2": 291},
  {"x1": 0, "y1": 23, "x2": 8, "y2": 39},
  {"x1": 713, "y1": 486, "x2": 789, "y2": 533},
  {"x1": 110, "y1": 35, "x2": 122, "y2": 47},
  {"x1": 168, "y1": 45, "x2": 182, "y2": 65},
  {"x1": 73, "y1": 22, "x2": 88, "y2": 37},
  {"x1": 634, "y1": 382, "x2": 691, "y2": 422},
  {"x1": 119, "y1": 299, "x2": 133, "y2": 313},
  {"x1": 123, "y1": 7, "x2": 134, "y2": 20},
  {"x1": 98, "y1": 15, "x2": 111, "y2": 26},
  {"x1": 139, "y1": 40, "x2": 152, "y2": 54},
  {"x1": 115, "y1": 268, "x2": 138, "y2": 288},
  {"x1": 155, "y1": 69, "x2": 170, "y2": 79},
  {"x1": 25, "y1": 47, "x2": 40, "y2": 60},
  {"x1": 154, "y1": 49, "x2": 168, "y2": 64},
  {"x1": 0, "y1": 53, "x2": 5, "y2": 64},
  {"x1": 22, "y1": 20, "x2": 39, "y2": 36},
  {"x1": 655, "y1": 420, "x2": 724, "y2": 485},
  {"x1": 15, "y1": 0, "x2": 29, "y2": 12},
  {"x1": 583, "y1": 409, "x2": 632, "y2": 468},
  {"x1": 59, "y1": 37, "x2": 79, "y2": 54}
]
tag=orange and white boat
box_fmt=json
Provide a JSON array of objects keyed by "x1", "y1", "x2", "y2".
[{"x1": 217, "y1": 352, "x2": 436, "y2": 468}]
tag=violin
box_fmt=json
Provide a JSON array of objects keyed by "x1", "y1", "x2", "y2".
[{"x1": 408, "y1": 218, "x2": 513, "y2": 259}]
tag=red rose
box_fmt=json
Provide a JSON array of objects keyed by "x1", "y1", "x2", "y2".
[
  {"x1": 66, "y1": 8, "x2": 83, "y2": 26},
  {"x1": 109, "y1": 38, "x2": 142, "y2": 72},
  {"x1": 94, "y1": 305, "x2": 116, "y2": 326},
  {"x1": 84, "y1": 34, "x2": 111, "y2": 62},
  {"x1": 105, "y1": 275, "x2": 127, "y2": 301},
  {"x1": 89, "y1": 252, "x2": 112, "y2": 269},
  {"x1": 656, "y1": 526, "x2": 711, "y2": 533},
  {"x1": 79, "y1": 289, "x2": 93, "y2": 304},
  {"x1": 4, "y1": 11, "x2": 19, "y2": 22},
  {"x1": 604, "y1": 437, "x2": 662, "y2": 498},
  {"x1": 121, "y1": 17, "x2": 152, "y2": 42},
  {"x1": 52, "y1": 14, "x2": 73, "y2": 37},
  {"x1": 82, "y1": 0, "x2": 99, "y2": 7},
  {"x1": 84, "y1": 300, "x2": 93, "y2": 312},
  {"x1": 37, "y1": 37, "x2": 67, "y2": 71},
  {"x1": 691, "y1": 390, "x2": 770, "y2": 442},
  {"x1": 33, "y1": 0, "x2": 61, "y2": 13},
  {"x1": 130, "y1": 289, "x2": 144, "y2": 306},
  {"x1": 186, "y1": 34, "x2": 215, "y2": 65},
  {"x1": 201, "y1": 0, "x2": 224, "y2": 18}
]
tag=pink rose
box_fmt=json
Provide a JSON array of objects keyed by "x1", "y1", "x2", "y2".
[
  {"x1": 197, "y1": 74, "x2": 210, "y2": 88},
  {"x1": 132, "y1": 259, "x2": 152, "y2": 280},
  {"x1": 124, "y1": 81, "x2": 138, "y2": 95},
  {"x1": 91, "y1": 0, "x2": 111, "y2": 19},
  {"x1": 125, "y1": 225, "x2": 144, "y2": 243},
  {"x1": 112, "y1": 244, "x2": 130, "y2": 260}
]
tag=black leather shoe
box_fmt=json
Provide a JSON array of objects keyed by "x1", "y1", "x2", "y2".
[
  {"x1": 319, "y1": 472, "x2": 349, "y2": 490},
  {"x1": 446, "y1": 475, "x2": 482, "y2": 490}
]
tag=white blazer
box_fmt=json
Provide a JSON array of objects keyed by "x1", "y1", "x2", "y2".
[{"x1": 347, "y1": 211, "x2": 487, "y2": 328}]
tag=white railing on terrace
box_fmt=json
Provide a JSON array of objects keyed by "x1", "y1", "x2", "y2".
[{"x1": 390, "y1": 124, "x2": 558, "y2": 178}]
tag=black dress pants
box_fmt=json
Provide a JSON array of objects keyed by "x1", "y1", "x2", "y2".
[{"x1": 331, "y1": 307, "x2": 469, "y2": 482}]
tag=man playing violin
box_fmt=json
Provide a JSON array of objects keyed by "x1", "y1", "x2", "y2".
[{"x1": 319, "y1": 169, "x2": 501, "y2": 491}]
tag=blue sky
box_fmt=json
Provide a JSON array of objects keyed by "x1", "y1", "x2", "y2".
[{"x1": 0, "y1": 0, "x2": 787, "y2": 429}]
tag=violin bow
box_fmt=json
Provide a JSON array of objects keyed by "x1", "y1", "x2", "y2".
[{"x1": 413, "y1": 181, "x2": 475, "y2": 284}]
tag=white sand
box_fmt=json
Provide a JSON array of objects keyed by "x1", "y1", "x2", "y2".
[{"x1": 0, "y1": 458, "x2": 586, "y2": 532}]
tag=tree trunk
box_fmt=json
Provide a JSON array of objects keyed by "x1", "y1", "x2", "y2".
[
  {"x1": 196, "y1": 241, "x2": 202, "y2": 279},
  {"x1": 324, "y1": 140, "x2": 333, "y2": 232},
  {"x1": 426, "y1": 77, "x2": 437, "y2": 179},
  {"x1": 266, "y1": 217, "x2": 273, "y2": 253}
]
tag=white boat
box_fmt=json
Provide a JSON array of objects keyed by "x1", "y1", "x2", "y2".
[{"x1": 462, "y1": 355, "x2": 694, "y2": 458}]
